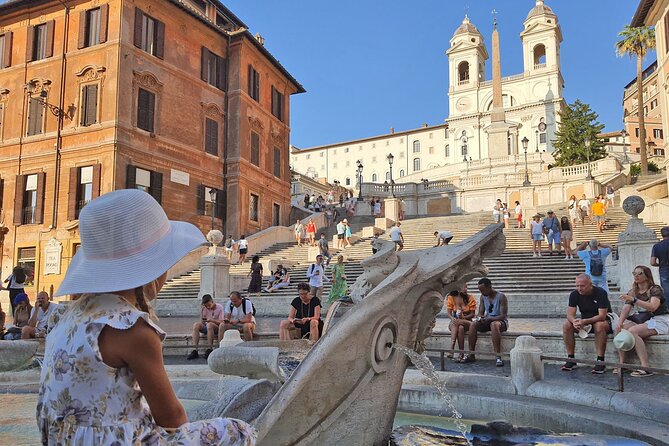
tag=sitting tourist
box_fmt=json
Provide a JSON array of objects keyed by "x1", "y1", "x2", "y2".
[
  {"x1": 615, "y1": 265, "x2": 669, "y2": 377},
  {"x1": 187, "y1": 294, "x2": 225, "y2": 360},
  {"x1": 21, "y1": 291, "x2": 61, "y2": 339},
  {"x1": 219, "y1": 291, "x2": 256, "y2": 342},
  {"x1": 446, "y1": 290, "x2": 476, "y2": 362},
  {"x1": 279, "y1": 283, "x2": 323, "y2": 342},
  {"x1": 433, "y1": 230, "x2": 454, "y2": 247},
  {"x1": 464, "y1": 278, "x2": 509, "y2": 367},
  {"x1": 561, "y1": 274, "x2": 612, "y2": 374},
  {"x1": 263, "y1": 265, "x2": 290, "y2": 293},
  {"x1": 3, "y1": 293, "x2": 32, "y2": 340}
]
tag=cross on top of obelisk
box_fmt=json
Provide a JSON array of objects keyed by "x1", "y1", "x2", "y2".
[{"x1": 492, "y1": 9, "x2": 498, "y2": 29}]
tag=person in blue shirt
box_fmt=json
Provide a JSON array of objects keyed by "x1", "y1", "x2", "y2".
[
  {"x1": 577, "y1": 239, "x2": 612, "y2": 293},
  {"x1": 651, "y1": 226, "x2": 669, "y2": 302}
]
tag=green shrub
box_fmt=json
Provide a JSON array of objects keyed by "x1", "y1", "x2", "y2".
[{"x1": 630, "y1": 161, "x2": 661, "y2": 176}]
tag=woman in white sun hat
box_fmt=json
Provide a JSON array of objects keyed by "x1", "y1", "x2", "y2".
[{"x1": 37, "y1": 189, "x2": 256, "y2": 445}]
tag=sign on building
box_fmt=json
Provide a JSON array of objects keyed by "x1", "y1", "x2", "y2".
[{"x1": 44, "y1": 238, "x2": 62, "y2": 275}]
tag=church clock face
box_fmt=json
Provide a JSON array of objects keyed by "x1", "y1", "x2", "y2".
[
  {"x1": 538, "y1": 122, "x2": 547, "y2": 132},
  {"x1": 456, "y1": 97, "x2": 471, "y2": 112}
]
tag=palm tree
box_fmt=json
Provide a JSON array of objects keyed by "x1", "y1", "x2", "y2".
[{"x1": 616, "y1": 25, "x2": 655, "y2": 176}]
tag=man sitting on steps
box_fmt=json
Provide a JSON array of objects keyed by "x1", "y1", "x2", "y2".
[
  {"x1": 187, "y1": 294, "x2": 224, "y2": 360},
  {"x1": 561, "y1": 273, "x2": 613, "y2": 374},
  {"x1": 219, "y1": 291, "x2": 256, "y2": 342},
  {"x1": 463, "y1": 278, "x2": 509, "y2": 367}
]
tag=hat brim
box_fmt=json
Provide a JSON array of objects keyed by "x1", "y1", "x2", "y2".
[{"x1": 56, "y1": 221, "x2": 206, "y2": 296}]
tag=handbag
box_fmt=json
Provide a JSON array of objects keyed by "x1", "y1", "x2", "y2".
[{"x1": 629, "y1": 312, "x2": 653, "y2": 324}]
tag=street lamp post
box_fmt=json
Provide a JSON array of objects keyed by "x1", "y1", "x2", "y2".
[
  {"x1": 521, "y1": 137, "x2": 531, "y2": 186},
  {"x1": 621, "y1": 129, "x2": 628, "y2": 163},
  {"x1": 356, "y1": 160, "x2": 364, "y2": 201},
  {"x1": 585, "y1": 136, "x2": 593, "y2": 180},
  {"x1": 208, "y1": 188, "x2": 217, "y2": 231},
  {"x1": 386, "y1": 153, "x2": 395, "y2": 198}
]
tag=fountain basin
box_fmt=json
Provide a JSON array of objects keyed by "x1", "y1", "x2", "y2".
[{"x1": 0, "y1": 340, "x2": 38, "y2": 372}]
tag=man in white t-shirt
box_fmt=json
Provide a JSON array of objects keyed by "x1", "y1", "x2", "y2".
[
  {"x1": 577, "y1": 194, "x2": 592, "y2": 226},
  {"x1": 389, "y1": 221, "x2": 404, "y2": 251},
  {"x1": 219, "y1": 291, "x2": 256, "y2": 341},
  {"x1": 306, "y1": 255, "x2": 329, "y2": 298},
  {"x1": 21, "y1": 291, "x2": 60, "y2": 339},
  {"x1": 433, "y1": 230, "x2": 453, "y2": 247}
]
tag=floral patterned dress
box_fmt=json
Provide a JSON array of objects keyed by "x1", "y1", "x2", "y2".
[{"x1": 37, "y1": 293, "x2": 257, "y2": 445}]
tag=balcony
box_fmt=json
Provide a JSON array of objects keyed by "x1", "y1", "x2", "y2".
[{"x1": 534, "y1": 63, "x2": 546, "y2": 70}]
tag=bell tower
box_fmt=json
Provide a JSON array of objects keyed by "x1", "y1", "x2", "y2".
[
  {"x1": 520, "y1": 0, "x2": 563, "y2": 76},
  {"x1": 447, "y1": 16, "x2": 488, "y2": 92}
]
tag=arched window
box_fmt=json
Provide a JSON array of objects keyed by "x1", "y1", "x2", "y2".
[
  {"x1": 460, "y1": 131, "x2": 468, "y2": 156},
  {"x1": 458, "y1": 61, "x2": 470, "y2": 84},
  {"x1": 385, "y1": 171, "x2": 391, "y2": 181},
  {"x1": 399, "y1": 169, "x2": 405, "y2": 177},
  {"x1": 445, "y1": 144, "x2": 450, "y2": 157},
  {"x1": 345, "y1": 177, "x2": 351, "y2": 186},
  {"x1": 538, "y1": 117, "x2": 547, "y2": 144},
  {"x1": 533, "y1": 44, "x2": 546, "y2": 68},
  {"x1": 413, "y1": 158, "x2": 421, "y2": 171},
  {"x1": 412, "y1": 140, "x2": 420, "y2": 153},
  {"x1": 371, "y1": 173, "x2": 378, "y2": 182}
]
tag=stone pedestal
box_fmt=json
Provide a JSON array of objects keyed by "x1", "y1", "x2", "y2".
[
  {"x1": 617, "y1": 196, "x2": 659, "y2": 291},
  {"x1": 384, "y1": 198, "x2": 401, "y2": 223},
  {"x1": 510, "y1": 335, "x2": 544, "y2": 396},
  {"x1": 199, "y1": 230, "x2": 230, "y2": 301},
  {"x1": 583, "y1": 179, "x2": 599, "y2": 199},
  {"x1": 375, "y1": 217, "x2": 394, "y2": 229}
]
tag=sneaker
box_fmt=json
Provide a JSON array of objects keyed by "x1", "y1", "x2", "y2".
[
  {"x1": 561, "y1": 361, "x2": 577, "y2": 371},
  {"x1": 591, "y1": 364, "x2": 606, "y2": 374},
  {"x1": 532, "y1": 253, "x2": 537, "y2": 258},
  {"x1": 186, "y1": 349, "x2": 199, "y2": 360},
  {"x1": 461, "y1": 354, "x2": 476, "y2": 363},
  {"x1": 203, "y1": 348, "x2": 213, "y2": 360},
  {"x1": 495, "y1": 357, "x2": 504, "y2": 367}
]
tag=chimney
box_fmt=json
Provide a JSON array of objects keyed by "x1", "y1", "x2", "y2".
[
  {"x1": 254, "y1": 33, "x2": 265, "y2": 46},
  {"x1": 422, "y1": 123, "x2": 428, "y2": 128},
  {"x1": 390, "y1": 127, "x2": 395, "y2": 134}
]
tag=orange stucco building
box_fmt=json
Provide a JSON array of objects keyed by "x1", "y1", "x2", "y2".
[{"x1": 0, "y1": 0, "x2": 304, "y2": 296}]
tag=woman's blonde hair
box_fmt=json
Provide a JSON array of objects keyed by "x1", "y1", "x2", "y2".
[{"x1": 337, "y1": 255, "x2": 344, "y2": 264}]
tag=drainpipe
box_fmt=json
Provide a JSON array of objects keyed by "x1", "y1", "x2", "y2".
[{"x1": 222, "y1": 30, "x2": 232, "y2": 236}]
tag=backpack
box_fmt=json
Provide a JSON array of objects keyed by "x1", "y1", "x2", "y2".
[
  {"x1": 230, "y1": 298, "x2": 256, "y2": 316},
  {"x1": 590, "y1": 251, "x2": 604, "y2": 277}
]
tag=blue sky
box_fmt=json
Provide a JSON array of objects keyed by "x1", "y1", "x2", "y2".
[{"x1": 224, "y1": 0, "x2": 651, "y2": 148}]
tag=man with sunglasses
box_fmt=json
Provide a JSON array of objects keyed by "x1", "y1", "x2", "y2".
[{"x1": 463, "y1": 278, "x2": 508, "y2": 367}]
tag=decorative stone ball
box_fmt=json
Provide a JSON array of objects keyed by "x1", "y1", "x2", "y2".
[
  {"x1": 622, "y1": 195, "x2": 645, "y2": 218},
  {"x1": 207, "y1": 229, "x2": 224, "y2": 245}
]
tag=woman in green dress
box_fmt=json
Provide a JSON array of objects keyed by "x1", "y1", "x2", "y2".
[{"x1": 328, "y1": 255, "x2": 348, "y2": 303}]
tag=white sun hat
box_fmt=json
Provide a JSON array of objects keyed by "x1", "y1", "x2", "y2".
[
  {"x1": 613, "y1": 329, "x2": 636, "y2": 352},
  {"x1": 56, "y1": 189, "x2": 207, "y2": 296}
]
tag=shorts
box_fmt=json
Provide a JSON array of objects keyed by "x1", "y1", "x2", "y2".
[
  {"x1": 546, "y1": 231, "x2": 560, "y2": 244},
  {"x1": 225, "y1": 247, "x2": 233, "y2": 253},
  {"x1": 239, "y1": 248, "x2": 248, "y2": 254},
  {"x1": 607, "y1": 193, "x2": 614, "y2": 200},
  {"x1": 393, "y1": 241, "x2": 403, "y2": 248},
  {"x1": 561, "y1": 230, "x2": 572, "y2": 240},
  {"x1": 293, "y1": 319, "x2": 324, "y2": 339},
  {"x1": 595, "y1": 215, "x2": 605, "y2": 223},
  {"x1": 310, "y1": 286, "x2": 323, "y2": 299},
  {"x1": 517, "y1": 214, "x2": 523, "y2": 222},
  {"x1": 475, "y1": 319, "x2": 508, "y2": 333},
  {"x1": 199, "y1": 323, "x2": 219, "y2": 335},
  {"x1": 647, "y1": 314, "x2": 669, "y2": 335},
  {"x1": 532, "y1": 233, "x2": 544, "y2": 241}
]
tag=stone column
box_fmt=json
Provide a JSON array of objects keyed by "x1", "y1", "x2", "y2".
[
  {"x1": 617, "y1": 196, "x2": 659, "y2": 291},
  {"x1": 384, "y1": 197, "x2": 401, "y2": 223},
  {"x1": 583, "y1": 179, "x2": 599, "y2": 199},
  {"x1": 510, "y1": 335, "x2": 544, "y2": 396},
  {"x1": 199, "y1": 230, "x2": 231, "y2": 301}
]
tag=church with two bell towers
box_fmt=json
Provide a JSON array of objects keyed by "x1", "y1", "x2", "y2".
[{"x1": 446, "y1": 0, "x2": 564, "y2": 161}]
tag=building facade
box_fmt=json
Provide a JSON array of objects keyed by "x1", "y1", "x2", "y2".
[
  {"x1": 291, "y1": 0, "x2": 564, "y2": 185},
  {"x1": 622, "y1": 60, "x2": 666, "y2": 157},
  {"x1": 0, "y1": 0, "x2": 303, "y2": 296}
]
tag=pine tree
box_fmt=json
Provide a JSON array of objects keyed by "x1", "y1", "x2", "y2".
[{"x1": 552, "y1": 100, "x2": 606, "y2": 167}]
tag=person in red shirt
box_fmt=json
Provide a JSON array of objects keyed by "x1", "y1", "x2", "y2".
[{"x1": 306, "y1": 219, "x2": 317, "y2": 246}]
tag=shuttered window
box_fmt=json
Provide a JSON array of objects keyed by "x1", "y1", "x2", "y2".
[
  {"x1": 271, "y1": 87, "x2": 284, "y2": 121},
  {"x1": 126, "y1": 165, "x2": 162, "y2": 204},
  {"x1": 133, "y1": 8, "x2": 164, "y2": 59},
  {"x1": 273, "y1": 148, "x2": 281, "y2": 178},
  {"x1": 0, "y1": 32, "x2": 12, "y2": 69},
  {"x1": 14, "y1": 173, "x2": 45, "y2": 225},
  {"x1": 272, "y1": 203, "x2": 280, "y2": 226},
  {"x1": 201, "y1": 47, "x2": 225, "y2": 90},
  {"x1": 665, "y1": 13, "x2": 669, "y2": 54},
  {"x1": 30, "y1": 22, "x2": 53, "y2": 61},
  {"x1": 250, "y1": 131, "x2": 260, "y2": 166},
  {"x1": 248, "y1": 65, "x2": 260, "y2": 102},
  {"x1": 249, "y1": 193, "x2": 259, "y2": 222},
  {"x1": 205, "y1": 118, "x2": 218, "y2": 155},
  {"x1": 137, "y1": 88, "x2": 155, "y2": 132},
  {"x1": 68, "y1": 165, "x2": 101, "y2": 220},
  {"x1": 0, "y1": 103, "x2": 4, "y2": 140},
  {"x1": 27, "y1": 97, "x2": 44, "y2": 136},
  {"x1": 78, "y1": 6, "x2": 108, "y2": 49},
  {"x1": 80, "y1": 84, "x2": 98, "y2": 126}
]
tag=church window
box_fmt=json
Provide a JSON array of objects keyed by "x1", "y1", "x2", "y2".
[
  {"x1": 399, "y1": 169, "x2": 405, "y2": 177},
  {"x1": 412, "y1": 140, "x2": 420, "y2": 153},
  {"x1": 345, "y1": 177, "x2": 351, "y2": 186},
  {"x1": 385, "y1": 171, "x2": 390, "y2": 181},
  {"x1": 413, "y1": 158, "x2": 421, "y2": 171},
  {"x1": 533, "y1": 44, "x2": 546, "y2": 69},
  {"x1": 460, "y1": 132, "x2": 468, "y2": 156},
  {"x1": 538, "y1": 118, "x2": 547, "y2": 145},
  {"x1": 457, "y1": 61, "x2": 470, "y2": 85},
  {"x1": 371, "y1": 173, "x2": 378, "y2": 182},
  {"x1": 445, "y1": 144, "x2": 450, "y2": 157}
]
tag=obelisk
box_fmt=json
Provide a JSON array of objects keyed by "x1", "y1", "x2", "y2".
[{"x1": 487, "y1": 12, "x2": 512, "y2": 158}]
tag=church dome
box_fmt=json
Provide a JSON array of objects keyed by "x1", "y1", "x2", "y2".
[
  {"x1": 526, "y1": 0, "x2": 556, "y2": 20},
  {"x1": 453, "y1": 16, "x2": 482, "y2": 37}
]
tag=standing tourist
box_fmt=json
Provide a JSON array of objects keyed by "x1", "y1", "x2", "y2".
[
  {"x1": 21, "y1": 291, "x2": 60, "y2": 339},
  {"x1": 294, "y1": 219, "x2": 304, "y2": 247},
  {"x1": 561, "y1": 274, "x2": 612, "y2": 374},
  {"x1": 327, "y1": 255, "x2": 348, "y2": 303},
  {"x1": 188, "y1": 294, "x2": 225, "y2": 360},
  {"x1": 576, "y1": 239, "x2": 612, "y2": 293},
  {"x1": 592, "y1": 196, "x2": 607, "y2": 233},
  {"x1": 446, "y1": 290, "x2": 477, "y2": 362},
  {"x1": 578, "y1": 194, "x2": 592, "y2": 226},
  {"x1": 650, "y1": 226, "x2": 669, "y2": 302},
  {"x1": 336, "y1": 219, "x2": 346, "y2": 249},
  {"x1": 325, "y1": 206, "x2": 333, "y2": 227},
  {"x1": 306, "y1": 255, "x2": 328, "y2": 299},
  {"x1": 306, "y1": 218, "x2": 317, "y2": 246},
  {"x1": 369, "y1": 197, "x2": 375, "y2": 215},
  {"x1": 502, "y1": 202, "x2": 510, "y2": 229},
  {"x1": 542, "y1": 210, "x2": 561, "y2": 256},
  {"x1": 615, "y1": 266, "x2": 669, "y2": 377},
  {"x1": 514, "y1": 201, "x2": 523, "y2": 228},
  {"x1": 567, "y1": 195, "x2": 578, "y2": 226},
  {"x1": 464, "y1": 278, "x2": 509, "y2": 367},
  {"x1": 530, "y1": 214, "x2": 544, "y2": 257},
  {"x1": 344, "y1": 219, "x2": 353, "y2": 248},
  {"x1": 279, "y1": 283, "x2": 323, "y2": 342},
  {"x1": 3, "y1": 266, "x2": 26, "y2": 316},
  {"x1": 389, "y1": 221, "x2": 404, "y2": 251},
  {"x1": 304, "y1": 193, "x2": 310, "y2": 209},
  {"x1": 39, "y1": 189, "x2": 255, "y2": 444},
  {"x1": 492, "y1": 199, "x2": 502, "y2": 223},
  {"x1": 373, "y1": 199, "x2": 382, "y2": 217},
  {"x1": 560, "y1": 216, "x2": 574, "y2": 260},
  {"x1": 224, "y1": 235, "x2": 236, "y2": 262},
  {"x1": 247, "y1": 256, "x2": 263, "y2": 295},
  {"x1": 2, "y1": 293, "x2": 32, "y2": 340},
  {"x1": 318, "y1": 233, "x2": 332, "y2": 266},
  {"x1": 237, "y1": 235, "x2": 249, "y2": 264},
  {"x1": 606, "y1": 184, "x2": 615, "y2": 207}
]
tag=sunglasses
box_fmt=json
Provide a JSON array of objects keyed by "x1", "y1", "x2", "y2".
[
  {"x1": 632, "y1": 271, "x2": 646, "y2": 276},
  {"x1": 488, "y1": 304, "x2": 494, "y2": 313}
]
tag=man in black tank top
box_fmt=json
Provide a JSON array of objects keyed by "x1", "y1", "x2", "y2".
[{"x1": 463, "y1": 278, "x2": 508, "y2": 367}]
